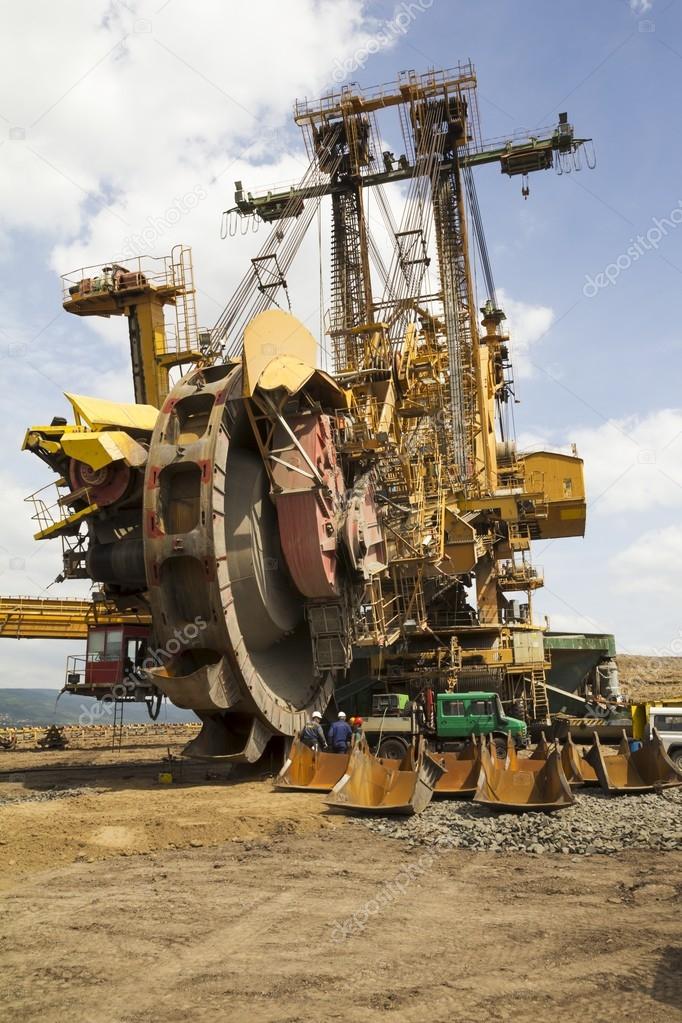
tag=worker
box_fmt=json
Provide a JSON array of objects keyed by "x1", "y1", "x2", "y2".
[
  {"x1": 327, "y1": 711, "x2": 353, "y2": 753},
  {"x1": 410, "y1": 693, "x2": 426, "y2": 728},
  {"x1": 300, "y1": 710, "x2": 327, "y2": 751}
]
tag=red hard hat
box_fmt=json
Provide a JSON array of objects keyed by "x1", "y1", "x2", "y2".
[{"x1": 355, "y1": 716, "x2": 363, "y2": 725}]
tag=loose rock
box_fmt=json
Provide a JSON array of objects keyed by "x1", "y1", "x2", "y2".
[{"x1": 356, "y1": 787, "x2": 682, "y2": 855}]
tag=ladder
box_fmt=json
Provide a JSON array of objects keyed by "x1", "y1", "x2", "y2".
[
  {"x1": 111, "y1": 699, "x2": 125, "y2": 753},
  {"x1": 529, "y1": 670, "x2": 550, "y2": 724},
  {"x1": 169, "y1": 245, "x2": 199, "y2": 356}
]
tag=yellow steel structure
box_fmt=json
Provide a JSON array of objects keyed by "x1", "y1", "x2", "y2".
[
  {"x1": 61, "y1": 245, "x2": 203, "y2": 408},
  {"x1": 59, "y1": 431, "x2": 148, "y2": 472},
  {"x1": 23, "y1": 392, "x2": 158, "y2": 542},
  {"x1": 0, "y1": 596, "x2": 150, "y2": 640},
  {"x1": 241, "y1": 68, "x2": 586, "y2": 709},
  {"x1": 65, "y1": 393, "x2": 159, "y2": 430},
  {"x1": 19, "y1": 65, "x2": 596, "y2": 752}
]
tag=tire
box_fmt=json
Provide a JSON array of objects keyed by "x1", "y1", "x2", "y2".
[
  {"x1": 493, "y1": 736, "x2": 507, "y2": 760},
  {"x1": 670, "y1": 748, "x2": 682, "y2": 772},
  {"x1": 377, "y1": 737, "x2": 409, "y2": 761}
]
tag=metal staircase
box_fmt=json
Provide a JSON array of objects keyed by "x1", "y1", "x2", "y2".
[{"x1": 529, "y1": 669, "x2": 551, "y2": 723}]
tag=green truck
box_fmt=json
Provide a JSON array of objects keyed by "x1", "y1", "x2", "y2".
[{"x1": 361, "y1": 691, "x2": 527, "y2": 759}]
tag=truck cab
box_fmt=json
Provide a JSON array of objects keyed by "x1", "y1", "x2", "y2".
[
  {"x1": 436, "y1": 691, "x2": 526, "y2": 745},
  {"x1": 361, "y1": 689, "x2": 527, "y2": 759},
  {"x1": 647, "y1": 706, "x2": 682, "y2": 770}
]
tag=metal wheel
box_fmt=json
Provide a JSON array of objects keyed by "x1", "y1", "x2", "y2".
[{"x1": 142, "y1": 363, "x2": 334, "y2": 761}]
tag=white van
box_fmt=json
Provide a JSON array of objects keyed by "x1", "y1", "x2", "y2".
[{"x1": 649, "y1": 706, "x2": 682, "y2": 770}]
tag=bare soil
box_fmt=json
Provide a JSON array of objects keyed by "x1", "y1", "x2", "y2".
[
  {"x1": 0, "y1": 731, "x2": 680, "y2": 1023},
  {"x1": 618, "y1": 655, "x2": 682, "y2": 703}
]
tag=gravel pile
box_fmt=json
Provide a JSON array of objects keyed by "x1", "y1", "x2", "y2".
[
  {"x1": 359, "y1": 788, "x2": 682, "y2": 855},
  {"x1": 0, "y1": 785, "x2": 92, "y2": 806}
]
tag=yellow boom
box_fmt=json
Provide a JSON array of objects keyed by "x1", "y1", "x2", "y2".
[{"x1": 0, "y1": 596, "x2": 150, "y2": 640}]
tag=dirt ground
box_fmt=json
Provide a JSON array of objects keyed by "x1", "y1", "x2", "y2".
[{"x1": 0, "y1": 732, "x2": 680, "y2": 1023}]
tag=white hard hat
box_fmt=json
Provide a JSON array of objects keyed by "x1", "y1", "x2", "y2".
[
  {"x1": 338, "y1": 711, "x2": 347, "y2": 719},
  {"x1": 312, "y1": 711, "x2": 322, "y2": 719}
]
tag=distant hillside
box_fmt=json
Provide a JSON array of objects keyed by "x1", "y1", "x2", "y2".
[{"x1": 0, "y1": 689, "x2": 199, "y2": 727}]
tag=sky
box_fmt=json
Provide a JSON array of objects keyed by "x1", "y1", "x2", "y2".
[{"x1": 1, "y1": 0, "x2": 681, "y2": 688}]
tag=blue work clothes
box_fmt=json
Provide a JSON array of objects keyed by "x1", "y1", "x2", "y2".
[
  {"x1": 300, "y1": 722, "x2": 327, "y2": 750},
  {"x1": 327, "y1": 720, "x2": 352, "y2": 752}
]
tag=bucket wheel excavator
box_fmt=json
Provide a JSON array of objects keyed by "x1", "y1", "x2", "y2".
[{"x1": 22, "y1": 65, "x2": 594, "y2": 761}]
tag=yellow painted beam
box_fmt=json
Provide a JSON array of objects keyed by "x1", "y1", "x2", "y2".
[
  {"x1": 65, "y1": 393, "x2": 158, "y2": 432},
  {"x1": 0, "y1": 597, "x2": 150, "y2": 640},
  {"x1": 60, "y1": 431, "x2": 148, "y2": 470}
]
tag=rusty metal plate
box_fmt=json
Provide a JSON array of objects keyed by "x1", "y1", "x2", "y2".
[
  {"x1": 585, "y1": 729, "x2": 682, "y2": 794},
  {"x1": 473, "y1": 741, "x2": 575, "y2": 812},
  {"x1": 275, "y1": 737, "x2": 350, "y2": 792}
]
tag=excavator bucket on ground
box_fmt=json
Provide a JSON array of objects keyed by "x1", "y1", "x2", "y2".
[
  {"x1": 585, "y1": 729, "x2": 682, "y2": 794},
  {"x1": 560, "y1": 732, "x2": 598, "y2": 786},
  {"x1": 502, "y1": 732, "x2": 551, "y2": 774},
  {"x1": 274, "y1": 737, "x2": 350, "y2": 792},
  {"x1": 473, "y1": 739, "x2": 575, "y2": 812},
  {"x1": 433, "y1": 737, "x2": 481, "y2": 798},
  {"x1": 326, "y1": 738, "x2": 445, "y2": 815},
  {"x1": 527, "y1": 731, "x2": 551, "y2": 768}
]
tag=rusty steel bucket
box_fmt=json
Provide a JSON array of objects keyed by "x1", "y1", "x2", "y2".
[
  {"x1": 504, "y1": 732, "x2": 551, "y2": 775},
  {"x1": 326, "y1": 738, "x2": 445, "y2": 815},
  {"x1": 473, "y1": 739, "x2": 575, "y2": 812},
  {"x1": 585, "y1": 729, "x2": 682, "y2": 794},
  {"x1": 560, "y1": 733, "x2": 598, "y2": 786},
  {"x1": 274, "y1": 736, "x2": 350, "y2": 792},
  {"x1": 433, "y1": 737, "x2": 481, "y2": 798}
]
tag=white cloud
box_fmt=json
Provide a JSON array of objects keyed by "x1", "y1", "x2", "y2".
[
  {"x1": 0, "y1": 468, "x2": 91, "y2": 596},
  {"x1": 0, "y1": 0, "x2": 389, "y2": 371},
  {"x1": 0, "y1": 0, "x2": 375, "y2": 251},
  {"x1": 0, "y1": 638, "x2": 86, "y2": 692},
  {"x1": 610, "y1": 523, "x2": 682, "y2": 594},
  {"x1": 576, "y1": 410, "x2": 682, "y2": 516},
  {"x1": 539, "y1": 603, "x2": 611, "y2": 635},
  {"x1": 522, "y1": 407, "x2": 682, "y2": 654},
  {"x1": 520, "y1": 408, "x2": 682, "y2": 516},
  {"x1": 496, "y1": 287, "x2": 554, "y2": 379}
]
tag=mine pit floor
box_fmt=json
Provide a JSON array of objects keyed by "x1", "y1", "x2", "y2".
[{"x1": 0, "y1": 729, "x2": 680, "y2": 1022}]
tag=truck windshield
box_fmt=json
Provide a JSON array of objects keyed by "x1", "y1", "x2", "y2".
[
  {"x1": 653, "y1": 714, "x2": 682, "y2": 732},
  {"x1": 466, "y1": 700, "x2": 493, "y2": 715},
  {"x1": 441, "y1": 700, "x2": 466, "y2": 716}
]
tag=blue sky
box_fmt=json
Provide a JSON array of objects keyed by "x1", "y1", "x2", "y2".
[{"x1": 1, "y1": 0, "x2": 681, "y2": 688}]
